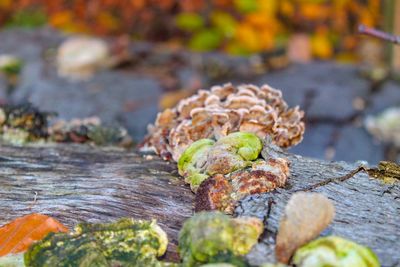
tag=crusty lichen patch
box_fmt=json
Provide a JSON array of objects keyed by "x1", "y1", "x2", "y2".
[
  {"x1": 0, "y1": 104, "x2": 132, "y2": 147},
  {"x1": 366, "y1": 161, "x2": 400, "y2": 184}
]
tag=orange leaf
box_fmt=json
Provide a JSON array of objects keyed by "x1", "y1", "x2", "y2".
[
  {"x1": 0, "y1": 213, "x2": 68, "y2": 256},
  {"x1": 300, "y1": 3, "x2": 330, "y2": 21},
  {"x1": 49, "y1": 10, "x2": 73, "y2": 28}
]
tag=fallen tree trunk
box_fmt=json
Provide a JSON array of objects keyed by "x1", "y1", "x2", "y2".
[
  {"x1": 0, "y1": 144, "x2": 398, "y2": 266},
  {"x1": 0, "y1": 144, "x2": 194, "y2": 261},
  {"x1": 239, "y1": 149, "x2": 400, "y2": 267}
]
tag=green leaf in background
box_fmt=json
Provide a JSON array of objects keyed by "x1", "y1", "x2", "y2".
[
  {"x1": 0, "y1": 55, "x2": 23, "y2": 76},
  {"x1": 189, "y1": 29, "x2": 222, "y2": 51},
  {"x1": 225, "y1": 42, "x2": 250, "y2": 56},
  {"x1": 234, "y1": 0, "x2": 258, "y2": 13},
  {"x1": 275, "y1": 33, "x2": 290, "y2": 48},
  {"x1": 175, "y1": 12, "x2": 205, "y2": 32},
  {"x1": 6, "y1": 9, "x2": 47, "y2": 28},
  {"x1": 211, "y1": 12, "x2": 237, "y2": 38}
]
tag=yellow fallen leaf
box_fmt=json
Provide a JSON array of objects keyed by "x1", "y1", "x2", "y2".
[
  {"x1": 235, "y1": 23, "x2": 261, "y2": 52},
  {"x1": 311, "y1": 31, "x2": 333, "y2": 59}
]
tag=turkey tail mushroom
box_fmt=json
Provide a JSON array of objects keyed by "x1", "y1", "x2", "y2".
[{"x1": 140, "y1": 83, "x2": 305, "y2": 162}]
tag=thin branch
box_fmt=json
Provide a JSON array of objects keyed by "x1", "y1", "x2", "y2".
[
  {"x1": 358, "y1": 24, "x2": 400, "y2": 45},
  {"x1": 297, "y1": 166, "x2": 365, "y2": 192}
]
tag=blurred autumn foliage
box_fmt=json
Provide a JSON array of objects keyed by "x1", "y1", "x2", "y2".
[{"x1": 0, "y1": 0, "x2": 382, "y2": 59}]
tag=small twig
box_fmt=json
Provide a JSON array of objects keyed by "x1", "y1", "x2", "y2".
[
  {"x1": 301, "y1": 161, "x2": 400, "y2": 192},
  {"x1": 358, "y1": 24, "x2": 400, "y2": 45},
  {"x1": 298, "y1": 166, "x2": 365, "y2": 192}
]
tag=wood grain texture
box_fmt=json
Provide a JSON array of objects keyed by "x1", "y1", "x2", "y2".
[
  {"x1": 238, "y1": 148, "x2": 400, "y2": 267},
  {"x1": 0, "y1": 144, "x2": 194, "y2": 261},
  {"x1": 0, "y1": 144, "x2": 398, "y2": 265}
]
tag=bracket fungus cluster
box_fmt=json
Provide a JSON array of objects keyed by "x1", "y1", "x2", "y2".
[
  {"x1": 274, "y1": 193, "x2": 379, "y2": 267},
  {"x1": 292, "y1": 236, "x2": 380, "y2": 267},
  {"x1": 178, "y1": 212, "x2": 263, "y2": 267},
  {"x1": 0, "y1": 54, "x2": 23, "y2": 76},
  {"x1": 49, "y1": 117, "x2": 132, "y2": 147},
  {"x1": 0, "y1": 104, "x2": 51, "y2": 145},
  {"x1": 142, "y1": 83, "x2": 305, "y2": 162},
  {"x1": 177, "y1": 132, "x2": 263, "y2": 191},
  {"x1": 0, "y1": 207, "x2": 380, "y2": 267},
  {"x1": 142, "y1": 83, "x2": 302, "y2": 214},
  {"x1": 0, "y1": 103, "x2": 131, "y2": 147},
  {"x1": 56, "y1": 36, "x2": 130, "y2": 80},
  {"x1": 24, "y1": 218, "x2": 169, "y2": 267},
  {"x1": 57, "y1": 37, "x2": 110, "y2": 80},
  {"x1": 0, "y1": 213, "x2": 264, "y2": 267},
  {"x1": 178, "y1": 132, "x2": 290, "y2": 214},
  {"x1": 365, "y1": 107, "x2": 400, "y2": 147}
]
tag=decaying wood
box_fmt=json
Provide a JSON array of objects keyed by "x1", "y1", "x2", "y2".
[
  {"x1": 0, "y1": 144, "x2": 399, "y2": 266},
  {"x1": 239, "y1": 148, "x2": 399, "y2": 267},
  {"x1": 0, "y1": 144, "x2": 194, "y2": 261}
]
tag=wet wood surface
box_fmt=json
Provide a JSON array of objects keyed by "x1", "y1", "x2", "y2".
[{"x1": 0, "y1": 144, "x2": 398, "y2": 266}]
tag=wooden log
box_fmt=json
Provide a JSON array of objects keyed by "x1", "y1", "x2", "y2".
[
  {"x1": 0, "y1": 144, "x2": 398, "y2": 266},
  {"x1": 0, "y1": 144, "x2": 194, "y2": 261},
  {"x1": 239, "y1": 148, "x2": 400, "y2": 267}
]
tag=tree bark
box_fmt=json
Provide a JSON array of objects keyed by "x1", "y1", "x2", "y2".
[
  {"x1": 0, "y1": 144, "x2": 194, "y2": 261},
  {"x1": 0, "y1": 144, "x2": 398, "y2": 266},
  {"x1": 239, "y1": 148, "x2": 399, "y2": 267}
]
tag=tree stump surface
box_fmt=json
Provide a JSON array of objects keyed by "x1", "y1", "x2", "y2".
[{"x1": 0, "y1": 144, "x2": 398, "y2": 266}]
